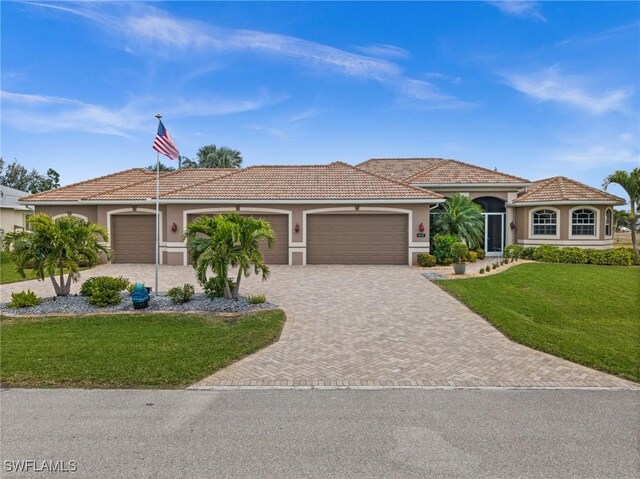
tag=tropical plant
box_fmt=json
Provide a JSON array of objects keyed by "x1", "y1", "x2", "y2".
[
  {"x1": 1, "y1": 214, "x2": 111, "y2": 296},
  {"x1": 166, "y1": 284, "x2": 195, "y2": 304},
  {"x1": 196, "y1": 145, "x2": 243, "y2": 169},
  {"x1": 7, "y1": 290, "x2": 41, "y2": 308},
  {"x1": 603, "y1": 168, "x2": 640, "y2": 255},
  {"x1": 431, "y1": 234, "x2": 459, "y2": 264},
  {"x1": 450, "y1": 242, "x2": 469, "y2": 264},
  {"x1": 431, "y1": 193, "x2": 484, "y2": 248},
  {"x1": 184, "y1": 212, "x2": 274, "y2": 299},
  {"x1": 146, "y1": 161, "x2": 176, "y2": 172}
]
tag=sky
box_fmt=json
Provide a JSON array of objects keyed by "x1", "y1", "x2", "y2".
[{"x1": 1, "y1": 1, "x2": 639, "y2": 200}]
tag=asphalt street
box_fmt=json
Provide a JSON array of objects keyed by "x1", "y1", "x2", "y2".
[{"x1": 1, "y1": 388, "x2": 638, "y2": 478}]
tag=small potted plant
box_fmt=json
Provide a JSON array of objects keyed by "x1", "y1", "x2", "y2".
[{"x1": 450, "y1": 241, "x2": 469, "y2": 275}]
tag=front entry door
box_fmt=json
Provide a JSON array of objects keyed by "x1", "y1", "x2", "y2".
[{"x1": 484, "y1": 213, "x2": 504, "y2": 256}]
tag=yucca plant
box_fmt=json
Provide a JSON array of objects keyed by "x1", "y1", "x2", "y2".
[{"x1": 1, "y1": 214, "x2": 111, "y2": 296}]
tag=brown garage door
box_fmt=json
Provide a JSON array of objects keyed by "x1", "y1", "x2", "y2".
[
  {"x1": 307, "y1": 214, "x2": 408, "y2": 265},
  {"x1": 187, "y1": 213, "x2": 289, "y2": 265},
  {"x1": 112, "y1": 215, "x2": 156, "y2": 264}
]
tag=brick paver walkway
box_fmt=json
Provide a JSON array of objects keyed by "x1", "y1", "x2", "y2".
[{"x1": 2, "y1": 264, "x2": 636, "y2": 389}]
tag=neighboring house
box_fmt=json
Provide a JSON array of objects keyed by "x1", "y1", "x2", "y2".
[
  {"x1": 0, "y1": 185, "x2": 34, "y2": 236},
  {"x1": 19, "y1": 159, "x2": 624, "y2": 265}
]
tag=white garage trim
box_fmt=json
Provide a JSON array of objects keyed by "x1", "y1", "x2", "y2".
[{"x1": 52, "y1": 213, "x2": 89, "y2": 221}]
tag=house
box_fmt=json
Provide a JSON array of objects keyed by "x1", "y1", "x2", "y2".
[
  {"x1": 19, "y1": 159, "x2": 624, "y2": 265},
  {"x1": 0, "y1": 185, "x2": 34, "y2": 236}
]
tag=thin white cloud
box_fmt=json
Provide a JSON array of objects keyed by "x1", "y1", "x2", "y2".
[
  {"x1": 1, "y1": 89, "x2": 284, "y2": 137},
  {"x1": 487, "y1": 1, "x2": 546, "y2": 22},
  {"x1": 503, "y1": 66, "x2": 632, "y2": 115},
  {"x1": 27, "y1": 2, "x2": 468, "y2": 109},
  {"x1": 353, "y1": 43, "x2": 410, "y2": 60},
  {"x1": 550, "y1": 144, "x2": 639, "y2": 170}
]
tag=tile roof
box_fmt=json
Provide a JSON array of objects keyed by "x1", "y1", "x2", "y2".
[
  {"x1": 358, "y1": 158, "x2": 530, "y2": 184},
  {"x1": 21, "y1": 163, "x2": 443, "y2": 202},
  {"x1": 21, "y1": 168, "x2": 156, "y2": 202},
  {"x1": 163, "y1": 162, "x2": 443, "y2": 200},
  {"x1": 513, "y1": 176, "x2": 625, "y2": 204},
  {"x1": 91, "y1": 168, "x2": 236, "y2": 200}
]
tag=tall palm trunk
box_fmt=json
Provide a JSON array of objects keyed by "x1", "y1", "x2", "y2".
[{"x1": 232, "y1": 269, "x2": 243, "y2": 300}]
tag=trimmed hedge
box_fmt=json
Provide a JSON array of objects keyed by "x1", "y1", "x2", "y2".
[
  {"x1": 504, "y1": 245, "x2": 638, "y2": 266},
  {"x1": 417, "y1": 253, "x2": 437, "y2": 267}
]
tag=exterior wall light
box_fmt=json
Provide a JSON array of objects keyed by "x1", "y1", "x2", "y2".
[
  {"x1": 171, "y1": 222, "x2": 178, "y2": 233},
  {"x1": 418, "y1": 222, "x2": 425, "y2": 233},
  {"x1": 294, "y1": 223, "x2": 300, "y2": 233}
]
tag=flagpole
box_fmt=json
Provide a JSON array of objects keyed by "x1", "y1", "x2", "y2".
[{"x1": 154, "y1": 113, "x2": 161, "y2": 297}]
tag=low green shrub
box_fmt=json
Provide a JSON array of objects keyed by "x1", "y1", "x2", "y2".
[
  {"x1": 450, "y1": 242, "x2": 469, "y2": 263},
  {"x1": 520, "y1": 247, "x2": 536, "y2": 260},
  {"x1": 247, "y1": 294, "x2": 267, "y2": 304},
  {"x1": 166, "y1": 284, "x2": 195, "y2": 304},
  {"x1": 203, "y1": 276, "x2": 236, "y2": 298},
  {"x1": 599, "y1": 248, "x2": 636, "y2": 266},
  {"x1": 504, "y1": 244, "x2": 524, "y2": 259},
  {"x1": 532, "y1": 245, "x2": 562, "y2": 263},
  {"x1": 81, "y1": 276, "x2": 131, "y2": 297},
  {"x1": 82, "y1": 276, "x2": 130, "y2": 307},
  {"x1": 479, "y1": 268, "x2": 485, "y2": 274},
  {"x1": 466, "y1": 251, "x2": 478, "y2": 263},
  {"x1": 558, "y1": 247, "x2": 588, "y2": 264},
  {"x1": 475, "y1": 248, "x2": 486, "y2": 260},
  {"x1": 440, "y1": 258, "x2": 454, "y2": 266},
  {"x1": 432, "y1": 234, "x2": 459, "y2": 264},
  {"x1": 7, "y1": 290, "x2": 41, "y2": 308},
  {"x1": 417, "y1": 253, "x2": 437, "y2": 267}
]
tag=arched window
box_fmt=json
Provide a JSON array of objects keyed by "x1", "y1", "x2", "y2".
[
  {"x1": 605, "y1": 209, "x2": 612, "y2": 237},
  {"x1": 532, "y1": 209, "x2": 557, "y2": 236},
  {"x1": 572, "y1": 208, "x2": 596, "y2": 236}
]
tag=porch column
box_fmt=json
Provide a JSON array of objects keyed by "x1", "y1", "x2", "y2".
[{"x1": 505, "y1": 192, "x2": 518, "y2": 246}]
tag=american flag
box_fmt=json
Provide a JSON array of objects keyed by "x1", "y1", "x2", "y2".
[{"x1": 152, "y1": 120, "x2": 179, "y2": 160}]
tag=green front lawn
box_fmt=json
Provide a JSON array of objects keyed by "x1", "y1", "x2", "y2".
[
  {"x1": 436, "y1": 263, "x2": 640, "y2": 382},
  {"x1": 0, "y1": 252, "x2": 39, "y2": 284},
  {"x1": 1, "y1": 310, "x2": 285, "y2": 388}
]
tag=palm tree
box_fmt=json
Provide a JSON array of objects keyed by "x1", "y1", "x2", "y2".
[
  {"x1": 432, "y1": 193, "x2": 485, "y2": 248},
  {"x1": 1, "y1": 214, "x2": 111, "y2": 296},
  {"x1": 603, "y1": 168, "x2": 640, "y2": 255},
  {"x1": 196, "y1": 145, "x2": 243, "y2": 169},
  {"x1": 184, "y1": 212, "x2": 274, "y2": 299}
]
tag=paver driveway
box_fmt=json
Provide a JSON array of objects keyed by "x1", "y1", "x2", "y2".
[{"x1": 1, "y1": 264, "x2": 635, "y2": 388}]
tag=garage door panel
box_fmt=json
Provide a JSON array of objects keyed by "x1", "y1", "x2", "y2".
[
  {"x1": 307, "y1": 214, "x2": 407, "y2": 265},
  {"x1": 187, "y1": 213, "x2": 288, "y2": 265},
  {"x1": 112, "y1": 215, "x2": 155, "y2": 264}
]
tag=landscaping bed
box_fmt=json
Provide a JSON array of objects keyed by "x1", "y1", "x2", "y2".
[
  {"x1": 1, "y1": 309, "x2": 286, "y2": 388},
  {"x1": 0, "y1": 292, "x2": 277, "y2": 317},
  {"x1": 436, "y1": 263, "x2": 640, "y2": 383}
]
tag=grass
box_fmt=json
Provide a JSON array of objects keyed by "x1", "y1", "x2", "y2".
[
  {"x1": 0, "y1": 252, "x2": 39, "y2": 284},
  {"x1": 436, "y1": 263, "x2": 640, "y2": 383},
  {"x1": 0, "y1": 309, "x2": 285, "y2": 388}
]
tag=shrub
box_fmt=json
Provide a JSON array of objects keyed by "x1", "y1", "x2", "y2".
[
  {"x1": 532, "y1": 245, "x2": 562, "y2": 263},
  {"x1": 466, "y1": 251, "x2": 478, "y2": 263},
  {"x1": 87, "y1": 288, "x2": 122, "y2": 307},
  {"x1": 204, "y1": 276, "x2": 236, "y2": 298},
  {"x1": 247, "y1": 294, "x2": 267, "y2": 304},
  {"x1": 417, "y1": 253, "x2": 437, "y2": 267},
  {"x1": 440, "y1": 258, "x2": 454, "y2": 266},
  {"x1": 81, "y1": 276, "x2": 131, "y2": 297},
  {"x1": 82, "y1": 276, "x2": 130, "y2": 307},
  {"x1": 602, "y1": 248, "x2": 636, "y2": 266},
  {"x1": 450, "y1": 242, "x2": 469, "y2": 263},
  {"x1": 474, "y1": 248, "x2": 486, "y2": 260},
  {"x1": 479, "y1": 268, "x2": 485, "y2": 274},
  {"x1": 520, "y1": 247, "x2": 536, "y2": 260},
  {"x1": 557, "y1": 247, "x2": 588, "y2": 264},
  {"x1": 432, "y1": 234, "x2": 459, "y2": 264},
  {"x1": 7, "y1": 290, "x2": 41, "y2": 308},
  {"x1": 504, "y1": 245, "x2": 524, "y2": 259},
  {"x1": 492, "y1": 263, "x2": 498, "y2": 270},
  {"x1": 166, "y1": 284, "x2": 195, "y2": 304}
]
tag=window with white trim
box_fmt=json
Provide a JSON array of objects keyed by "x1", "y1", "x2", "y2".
[
  {"x1": 572, "y1": 208, "x2": 596, "y2": 236},
  {"x1": 605, "y1": 209, "x2": 612, "y2": 237},
  {"x1": 532, "y1": 209, "x2": 557, "y2": 236}
]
